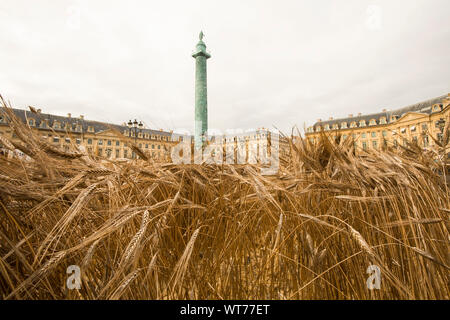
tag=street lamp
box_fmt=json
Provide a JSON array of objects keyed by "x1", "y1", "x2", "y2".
[{"x1": 126, "y1": 119, "x2": 143, "y2": 158}]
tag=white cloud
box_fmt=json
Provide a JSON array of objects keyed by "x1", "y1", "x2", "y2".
[{"x1": 0, "y1": 0, "x2": 448, "y2": 134}]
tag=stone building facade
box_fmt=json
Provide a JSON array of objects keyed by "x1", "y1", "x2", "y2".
[
  {"x1": 305, "y1": 94, "x2": 450, "y2": 152},
  {"x1": 0, "y1": 108, "x2": 178, "y2": 161}
]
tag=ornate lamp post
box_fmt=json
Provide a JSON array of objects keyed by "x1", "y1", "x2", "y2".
[{"x1": 127, "y1": 119, "x2": 143, "y2": 158}]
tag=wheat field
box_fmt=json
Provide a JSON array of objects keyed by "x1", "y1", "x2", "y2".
[{"x1": 0, "y1": 98, "x2": 449, "y2": 300}]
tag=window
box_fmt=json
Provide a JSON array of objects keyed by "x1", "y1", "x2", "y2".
[
  {"x1": 115, "y1": 149, "x2": 120, "y2": 158},
  {"x1": 98, "y1": 148, "x2": 103, "y2": 156},
  {"x1": 362, "y1": 141, "x2": 367, "y2": 150},
  {"x1": 76, "y1": 139, "x2": 81, "y2": 144},
  {"x1": 391, "y1": 115, "x2": 398, "y2": 121},
  {"x1": 87, "y1": 138, "x2": 92, "y2": 145},
  {"x1": 139, "y1": 143, "x2": 142, "y2": 148},
  {"x1": 145, "y1": 144, "x2": 148, "y2": 148},
  {"x1": 360, "y1": 120, "x2": 366, "y2": 127},
  {"x1": 106, "y1": 149, "x2": 112, "y2": 158},
  {"x1": 371, "y1": 132, "x2": 376, "y2": 138},
  {"x1": 315, "y1": 126, "x2": 322, "y2": 132},
  {"x1": 124, "y1": 149, "x2": 128, "y2": 158},
  {"x1": 107, "y1": 140, "x2": 112, "y2": 146},
  {"x1": 53, "y1": 122, "x2": 60, "y2": 129},
  {"x1": 362, "y1": 133, "x2": 367, "y2": 139},
  {"x1": 0, "y1": 116, "x2": 4, "y2": 123},
  {"x1": 341, "y1": 122, "x2": 347, "y2": 129},
  {"x1": 380, "y1": 117, "x2": 387, "y2": 124},
  {"x1": 421, "y1": 123, "x2": 428, "y2": 131},
  {"x1": 410, "y1": 125, "x2": 416, "y2": 132},
  {"x1": 369, "y1": 119, "x2": 376, "y2": 126},
  {"x1": 98, "y1": 139, "x2": 103, "y2": 145},
  {"x1": 53, "y1": 137, "x2": 60, "y2": 143},
  {"x1": 372, "y1": 140, "x2": 377, "y2": 149},
  {"x1": 332, "y1": 124, "x2": 339, "y2": 130},
  {"x1": 65, "y1": 138, "x2": 70, "y2": 143},
  {"x1": 158, "y1": 145, "x2": 161, "y2": 149},
  {"x1": 88, "y1": 126, "x2": 94, "y2": 132},
  {"x1": 400, "y1": 128, "x2": 406, "y2": 134},
  {"x1": 393, "y1": 139, "x2": 398, "y2": 147},
  {"x1": 324, "y1": 125, "x2": 330, "y2": 131},
  {"x1": 423, "y1": 135, "x2": 429, "y2": 147},
  {"x1": 350, "y1": 122, "x2": 357, "y2": 128},
  {"x1": 432, "y1": 105, "x2": 441, "y2": 112},
  {"x1": 116, "y1": 141, "x2": 120, "y2": 146},
  {"x1": 412, "y1": 136, "x2": 418, "y2": 144},
  {"x1": 343, "y1": 134, "x2": 348, "y2": 139},
  {"x1": 28, "y1": 119, "x2": 35, "y2": 126},
  {"x1": 152, "y1": 144, "x2": 155, "y2": 149}
]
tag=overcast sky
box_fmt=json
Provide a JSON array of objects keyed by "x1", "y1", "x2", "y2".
[{"x1": 0, "y1": 0, "x2": 448, "y2": 135}]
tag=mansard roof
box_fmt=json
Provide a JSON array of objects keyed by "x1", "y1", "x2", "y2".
[
  {"x1": 0, "y1": 108, "x2": 172, "y2": 137},
  {"x1": 312, "y1": 95, "x2": 447, "y2": 129}
]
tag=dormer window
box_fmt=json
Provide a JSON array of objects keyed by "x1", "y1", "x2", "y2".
[
  {"x1": 324, "y1": 124, "x2": 330, "y2": 131},
  {"x1": 88, "y1": 126, "x2": 94, "y2": 132},
  {"x1": 369, "y1": 119, "x2": 377, "y2": 126},
  {"x1": 0, "y1": 115, "x2": 4, "y2": 123},
  {"x1": 359, "y1": 120, "x2": 366, "y2": 127},
  {"x1": 332, "y1": 124, "x2": 339, "y2": 130},
  {"x1": 410, "y1": 125, "x2": 416, "y2": 132},
  {"x1": 315, "y1": 126, "x2": 322, "y2": 132},
  {"x1": 391, "y1": 115, "x2": 398, "y2": 122},
  {"x1": 350, "y1": 122, "x2": 357, "y2": 128},
  {"x1": 380, "y1": 117, "x2": 387, "y2": 124},
  {"x1": 341, "y1": 122, "x2": 347, "y2": 129},
  {"x1": 432, "y1": 104, "x2": 442, "y2": 112},
  {"x1": 53, "y1": 121, "x2": 60, "y2": 129},
  {"x1": 400, "y1": 128, "x2": 406, "y2": 134},
  {"x1": 28, "y1": 118, "x2": 35, "y2": 126}
]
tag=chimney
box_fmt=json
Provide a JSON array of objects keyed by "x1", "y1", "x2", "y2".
[
  {"x1": 329, "y1": 117, "x2": 333, "y2": 120},
  {"x1": 382, "y1": 109, "x2": 387, "y2": 112},
  {"x1": 80, "y1": 115, "x2": 84, "y2": 120},
  {"x1": 348, "y1": 114, "x2": 353, "y2": 118},
  {"x1": 357, "y1": 113, "x2": 362, "y2": 116},
  {"x1": 317, "y1": 118, "x2": 322, "y2": 122},
  {"x1": 67, "y1": 113, "x2": 71, "y2": 118}
]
